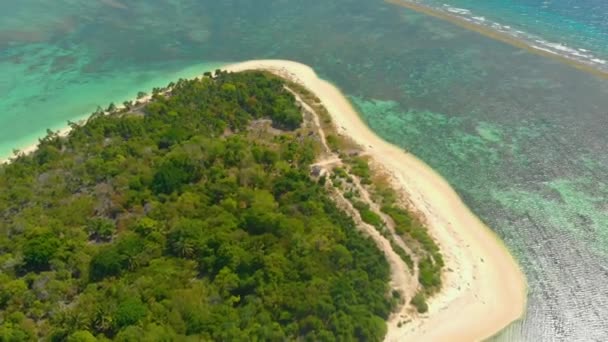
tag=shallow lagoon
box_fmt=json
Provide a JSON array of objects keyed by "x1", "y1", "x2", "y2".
[{"x1": 1, "y1": 0, "x2": 608, "y2": 339}]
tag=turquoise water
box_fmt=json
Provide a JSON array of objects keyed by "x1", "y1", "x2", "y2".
[
  {"x1": 0, "y1": 60, "x2": 226, "y2": 156},
  {"x1": 2, "y1": 0, "x2": 608, "y2": 340},
  {"x1": 406, "y1": 0, "x2": 608, "y2": 71}
]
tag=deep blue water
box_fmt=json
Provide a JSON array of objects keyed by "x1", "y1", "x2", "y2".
[{"x1": 1, "y1": 0, "x2": 608, "y2": 340}]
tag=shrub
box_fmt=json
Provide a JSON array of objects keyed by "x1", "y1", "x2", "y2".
[
  {"x1": 352, "y1": 200, "x2": 384, "y2": 229},
  {"x1": 411, "y1": 292, "x2": 428, "y2": 313},
  {"x1": 418, "y1": 257, "x2": 441, "y2": 290},
  {"x1": 326, "y1": 135, "x2": 340, "y2": 152}
]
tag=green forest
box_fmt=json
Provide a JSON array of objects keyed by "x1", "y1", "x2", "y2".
[{"x1": 0, "y1": 71, "x2": 393, "y2": 341}]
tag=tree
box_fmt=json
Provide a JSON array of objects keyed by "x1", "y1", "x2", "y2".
[
  {"x1": 330, "y1": 244, "x2": 353, "y2": 269},
  {"x1": 89, "y1": 247, "x2": 124, "y2": 281},
  {"x1": 113, "y1": 298, "x2": 147, "y2": 329},
  {"x1": 23, "y1": 234, "x2": 60, "y2": 271},
  {"x1": 0, "y1": 321, "x2": 34, "y2": 342},
  {"x1": 213, "y1": 267, "x2": 240, "y2": 297},
  {"x1": 167, "y1": 219, "x2": 203, "y2": 258},
  {"x1": 132, "y1": 217, "x2": 158, "y2": 236},
  {"x1": 67, "y1": 331, "x2": 97, "y2": 342},
  {"x1": 152, "y1": 157, "x2": 200, "y2": 195},
  {"x1": 86, "y1": 218, "x2": 116, "y2": 242},
  {"x1": 242, "y1": 190, "x2": 279, "y2": 235}
]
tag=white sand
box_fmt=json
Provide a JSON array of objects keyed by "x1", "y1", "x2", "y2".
[
  {"x1": 2, "y1": 59, "x2": 527, "y2": 340},
  {"x1": 226, "y1": 60, "x2": 527, "y2": 342}
]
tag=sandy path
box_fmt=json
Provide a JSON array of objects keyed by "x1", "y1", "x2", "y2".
[
  {"x1": 226, "y1": 60, "x2": 527, "y2": 341},
  {"x1": 292, "y1": 86, "x2": 420, "y2": 316}
]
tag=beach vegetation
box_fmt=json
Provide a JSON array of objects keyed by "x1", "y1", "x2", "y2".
[
  {"x1": 352, "y1": 199, "x2": 385, "y2": 230},
  {"x1": 411, "y1": 292, "x2": 429, "y2": 313},
  {"x1": 391, "y1": 241, "x2": 415, "y2": 269},
  {"x1": 326, "y1": 134, "x2": 340, "y2": 151},
  {"x1": 348, "y1": 156, "x2": 372, "y2": 184},
  {"x1": 381, "y1": 203, "x2": 443, "y2": 292}
]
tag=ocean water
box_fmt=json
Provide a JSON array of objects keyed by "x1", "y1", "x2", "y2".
[
  {"x1": 409, "y1": 0, "x2": 608, "y2": 71},
  {"x1": 1, "y1": 0, "x2": 608, "y2": 340}
]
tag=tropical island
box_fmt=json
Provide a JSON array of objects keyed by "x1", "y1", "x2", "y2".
[{"x1": 0, "y1": 60, "x2": 526, "y2": 341}]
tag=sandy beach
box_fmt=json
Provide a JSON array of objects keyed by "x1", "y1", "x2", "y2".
[
  {"x1": 227, "y1": 60, "x2": 527, "y2": 341},
  {"x1": 1, "y1": 59, "x2": 527, "y2": 341}
]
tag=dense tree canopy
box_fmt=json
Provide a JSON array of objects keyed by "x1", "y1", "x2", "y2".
[{"x1": 0, "y1": 71, "x2": 392, "y2": 340}]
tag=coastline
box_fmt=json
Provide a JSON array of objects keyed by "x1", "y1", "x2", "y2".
[
  {"x1": 387, "y1": 0, "x2": 608, "y2": 80},
  {"x1": 225, "y1": 60, "x2": 527, "y2": 341},
  {"x1": 0, "y1": 93, "x2": 156, "y2": 165},
  {"x1": 0, "y1": 93, "x2": 160, "y2": 165},
  {"x1": 1, "y1": 59, "x2": 527, "y2": 340},
  {"x1": 0, "y1": 126, "x2": 72, "y2": 165},
  {"x1": 0, "y1": 61, "x2": 228, "y2": 164}
]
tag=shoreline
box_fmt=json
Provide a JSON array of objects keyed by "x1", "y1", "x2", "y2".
[
  {"x1": 0, "y1": 61, "x2": 228, "y2": 164},
  {"x1": 225, "y1": 60, "x2": 527, "y2": 341},
  {"x1": 1, "y1": 59, "x2": 527, "y2": 340},
  {"x1": 387, "y1": 0, "x2": 608, "y2": 80},
  {"x1": 0, "y1": 93, "x2": 156, "y2": 165},
  {"x1": 0, "y1": 126, "x2": 73, "y2": 165}
]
